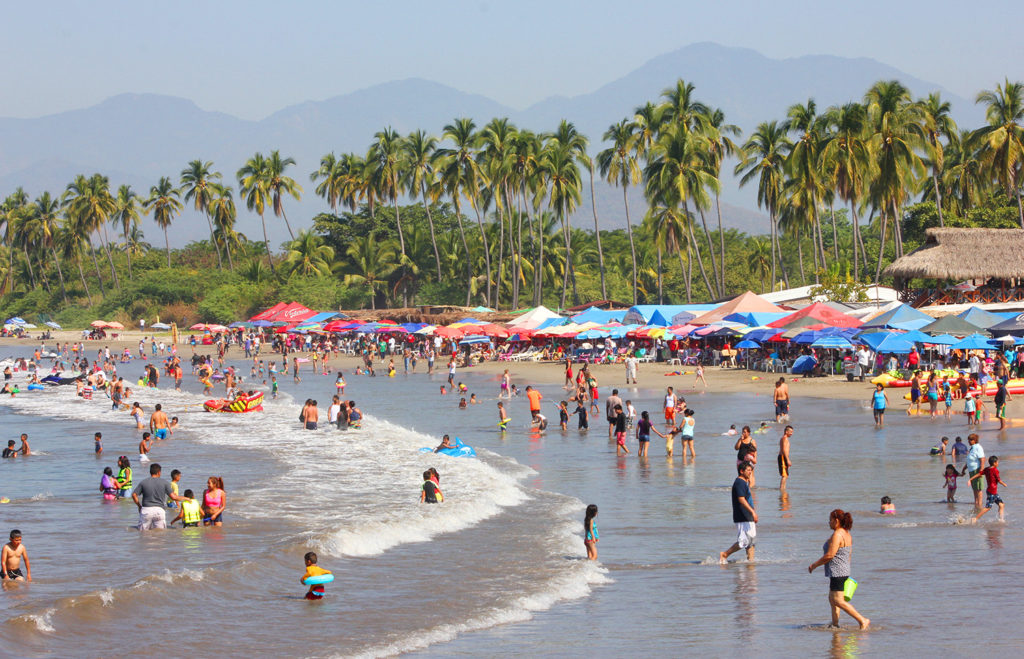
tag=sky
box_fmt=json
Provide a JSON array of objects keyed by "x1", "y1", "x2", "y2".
[{"x1": 2, "y1": 0, "x2": 1022, "y2": 120}]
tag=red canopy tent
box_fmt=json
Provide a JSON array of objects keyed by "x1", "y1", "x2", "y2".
[
  {"x1": 767, "y1": 303, "x2": 863, "y2": 330},
  {"x1": 250, "y1": 302, "x2": 287, "y2": 322},
  {"x1": 269, "y1": 302, "x2": 317, "y2": 323}
]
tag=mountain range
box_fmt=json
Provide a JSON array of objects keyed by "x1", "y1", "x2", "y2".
[{"x1": 0, "y1": 42, "x2": 987, "y2": 246}]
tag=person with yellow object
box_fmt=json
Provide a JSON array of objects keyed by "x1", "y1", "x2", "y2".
[
  {"x1": 301, "y1": 552, "x2": 332, "y2": 600},
  {"x1": 170, "y1": 489, "x2": 203, "y2": 527}
]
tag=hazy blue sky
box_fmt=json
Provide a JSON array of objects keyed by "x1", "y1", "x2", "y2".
[{"x1": 2, "y1": 0, "x2": 1021, "y2": 120}]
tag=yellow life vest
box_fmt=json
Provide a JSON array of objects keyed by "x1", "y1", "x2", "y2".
[{"x1": 181, "y1": 498, "x2": 202, "y2": 524}]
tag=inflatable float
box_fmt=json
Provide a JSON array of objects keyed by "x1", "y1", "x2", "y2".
[
  {"x1": 26, "y1": 383, "x2": 45, "y2": 391},
  {"x1": 903, "y1": 379, "x2": 1024, "y2": 400},
  {"x1": 871, "y1": 369, "x2": 960, "y2": 388},
  {"x1": 419, "y1": 437, "x2": 477, "y2": 458},
  {"x1": 204, "y1": 392, "x2": 264, "y2": 413},
  {"x1": 302, "y1": 573, "x2": 334, "y2": 586}
]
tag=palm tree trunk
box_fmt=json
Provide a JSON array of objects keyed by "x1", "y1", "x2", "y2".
[
  {"x1": 775, "y1": 224, "x2": 791, "y2": 288},
  {"x1": 224, "y1": 237, "x2": 235, "y2": 271},
  {"x1": 393, "y1": 194, "x2": 408, "y2": 307},
  {"x1": 453, "y1": 202, "x2": 472, "y2": 307},
  {"x1": 931, "y1": 170, "x2": 945, "y2": 227},
  {"x1": 34, "y1": 254, "x2": 52, "y2": 293},
  {"x1": 697, "y1": 207, "x2": 720, "y2": 297},
  {"x1": 21, "y1": 248, "x2": 37, "y2": 288},
  {"x1": 850, "y1": 201, "x2": 859, "y2": 281},
  {"x1": 874, "y1": 211, "x2": 889, "y2": 284},
  {"x1": 810, "y1": 217, "x2": 821, "y2": 284},
  {"x1": 559, "y1": 215, "x2": 571, "y2": 310},
  {"x1": 124, "y1": 223, "x2": 133, "y2": 280},
  {"x1": 677, "y1": 247, "x2": 690, "y2": 303},
  {"x1": 685, "y1": 237, "x2": 693, "y2": 302},
  {"x1": 684, "y1": 202, "x2": 714, "y2": 300},
  {"x1": 496, "y1": 195, "x2": 505, "y2": 308},
  {"x1": 656, "y1": 243, "x2": 663, "y2": 304},
  {"x1": 769, "y1": 212, "x2": 777, "y2": 290},
  {"x1": 49, "y1": 246, "x2": 68, "y2": 304},
  {"x1": 259, "y1": 212, "x2": 275, "y2": 275},
  {"x1": 1016, "y1": 191, "x2": 1023, "y2": 229},
  {"x1": 76, "y1": 259, "x2": 92, "y2": 302},
  {"x1": 89, "y1": 242, "x2": 106, "y2": 296},
  {"x1": 891, "y1": 200, "x2": 903, "y2": 258},
  {"x1": 205, "y1": 214, "x2": 223, "y2": 270},
  {"x1": 590, "y1": 169, "x2": 607, "y2": 300},
  {"x1": 281, "y1": 207, "x2": 296, "y2": 241},
  {"x1": 813, "y1": 204, "x2": 827, "y2": 274},
  {"x1": 797, "y1": 227, "x2": 807, "y2": 286},
  {"x1": 472, "y1": 203, "x2": 493, "y2": 307},
  {"x1": 828, "y1": 202, "x2": 839, "y2": 262},
  {"x1": 99, "y1": 226, "x2": 120, "y2": 289},
  {"x1": 622, "y1": 185, "x2": 638, "y2": 305},
  {"x1": 715, "y1": 192, "x2": 726, "y2": 296},
  {"x1": 421, "y1": 189, "x2": 443, "y2": 283},
  {"x1": 164, "y1": 227, "x2": 172, "y2": 268}
]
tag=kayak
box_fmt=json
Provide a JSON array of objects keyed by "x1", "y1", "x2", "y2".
[{"x1": 204, "y1": 392, "x2": 264, "y2": 413}]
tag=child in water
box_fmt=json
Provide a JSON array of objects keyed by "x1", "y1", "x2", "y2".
[
  {"x1": 497, "y1": 401, "x2": 509, "y2": 431},
  {"x1": 558, "y1": 401, "x2": 569, "y2": 431},
  {"x1": 440, "y1": 385, "x2": 447, "y2": 395},
  {"x1": 943, "y1": 464, "x2": 959, "y2": 502},
  {"x1": 469, "y1": 393, "x2": 479, "y2": 405},
  {"x1": 420, "y1": 470, "x2": 443, "y2": 504},
  {"x1": 880, "y1": 496, "x2": 895, "y2": 514},
  {"x1": 171, "y1": 489, "x2": 202, "y2": 527},
  {"x1": 583, "y1": 504, "x2": 599, "y2": 560},
  {"x1": 301, "y1": 551, "x2": 332, "y2": 600},
  {"x1": 931, "y1": 436, "x2": 949, "y2": 456},
  {"x1": 458, "y1": 397, "x2": 468, "y2": 409}
]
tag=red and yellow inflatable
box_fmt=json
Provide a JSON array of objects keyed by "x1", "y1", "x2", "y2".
[{"x1": 204, "y1": 392, "x2": 264, "y2": 413}]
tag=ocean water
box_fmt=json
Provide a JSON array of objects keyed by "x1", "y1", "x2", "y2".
[{"x1": 0, "y1": 349, "x2": 1022, "y2": 657}]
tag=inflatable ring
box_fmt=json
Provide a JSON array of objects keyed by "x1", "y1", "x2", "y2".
[{"x1": 303, "y1": 574, "x2": 334, "y2": 586}]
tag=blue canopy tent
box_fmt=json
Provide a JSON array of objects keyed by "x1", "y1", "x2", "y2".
[
  {"x1": 354, "y1": 323, "x2": 380, "y2": 333},
  {"x1": 622, "y1": 305, "x2": 714, "y2": 326},
  {"x1": 812, "y1": 336, "x2": 855, "y2": 349},
  {"x1": 534, "y1": 317, "x2": 565, "y2": 330},
  {"x1": 400, "y1": 323, "x2": 427, "y2": 333},
  {"x1": 571, "y1": 308, "x2": 627, "y2": 324},
  {"x1": 988, "y1": 312, "x2": 1024, "y2": 336},
  {"x1": 952, "y1": 333, "x2": 999, "y2": 350},
  {"x1": 646, "y1": 310, "x2": 672, "y2": 327},
  {"x1": 860, "y1": 304, "x2": 934, "y2": 330},
  {"x1": 303, "y1": 311, "x2": 349, "y2": 324},
  {"x1": 924, "y1": 334, "x2": 960, "y2": 345},
  {"x1": 857, "y1": 332, "x2": 915, "y2": 354},
  {"x1": 723, "y1": 311, "x2": 788, "y2": 327}
]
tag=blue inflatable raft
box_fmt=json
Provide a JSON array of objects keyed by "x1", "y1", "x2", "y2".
[{"x1": 419, "y1": 437, "x2": 477, "y2": 458}]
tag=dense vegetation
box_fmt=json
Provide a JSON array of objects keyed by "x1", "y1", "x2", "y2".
[{"x1": 2, "y1": 78, "x2": 1023, "y2": 325}]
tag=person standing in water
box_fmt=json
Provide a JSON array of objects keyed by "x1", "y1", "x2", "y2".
[
  {"x1": 807, "y1": 509, "x2": 870, "y2": 630},
  {"x1": 773, "y1": 377, "x2": 790, "y2": 422},
  {"x1": 583, "y1": 504, "x2": 598, "y2": 560},
  {"x1": 778, "y1": 425, "x2": 794, "y2": 490},
  {"x1": 720, "y1": 462, "x2": 757, "y2": 563},
  {"x1": 871, "y1": 384, "x2": 888, "y2": 427}
]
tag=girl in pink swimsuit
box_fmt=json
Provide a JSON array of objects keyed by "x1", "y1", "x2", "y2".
[{"x1": 202, "y1": 476, "x2": 226, "y2": 526}]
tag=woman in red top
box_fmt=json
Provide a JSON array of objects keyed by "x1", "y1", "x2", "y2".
[{"x1": 564, "y1": 358, "x2": 574, "y2": 389}]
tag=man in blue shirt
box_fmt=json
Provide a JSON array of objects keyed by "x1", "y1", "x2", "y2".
[{"x1": 720, "y1": 461, "x2": 758, "y2": 563}]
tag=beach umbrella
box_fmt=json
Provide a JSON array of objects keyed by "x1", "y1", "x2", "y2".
[
  {"x1": 432, "y1": 326, "x2": 465, "y2": 338},
  {"x1": 950, "y1": 334, "x2": 995, "y2": 351},
  {"x1": 21, "y1": 323, "x2": 37, "y2": 329},
  {"x1": 478, "y1": 323, "x2": 510, "y2": 338},
  {"x1": 44, "y1": 321, "x2": 62, "y2": 329},
  {"x1": 107, "y1": 321, "x2": 124, "y2": 330},
  {"x1": 354, "y1": 323, "x2": 380, "y2": 333},
  {"x1": 249, "y1": 320, "x2": 273, "y2": 328},
  {"x1": 414, "y1": 325, "x2": 437, "y2": 335},
  {"x1": 746, "y1": 327, "x2": 784, "y2": 343},
  {"x1": 578, "y1": 328, "x2": 611, "y2": 340},
  {"x1": 812, "y1": 336, "x2": 855, "y2": 349},
  {"x1": 5, "y1": 317, "x2": 26, "y2": 325},
  {"x1": 90, "y1": 320, "x2": 109, "y2": 328},
  {"x1": 150, "y1": 322, "x2": 171, "y2": 330},
  {"x1": 920, "y1": 314, "x2": 983, "y2": 337},
  {"x1": 190, "y1": 323, "x2": 210, "y2": 331},
  {"x1": 735, "y1": 339, "x2": 760, "y2": 349},
  {"x1": 924, "y1": 334, "x2": 959, "y2": 345}
]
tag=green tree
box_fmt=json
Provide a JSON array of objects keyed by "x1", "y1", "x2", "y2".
[
  {"x1": 142, "y1": 176, "x2": 183, "y2": 267},
  {"x1": 597, "y1": 119, "x2": 641, "y2": 304},
  {"x1": 111, "y1": 184, "x2": 140, "y2": 279},
  {"x1": 180, "y1": 159, "x2": 224, "y2": 270},
  {"x1": 972, "y1": 79, "x2": 1024, "y2": 227},
  {"x1": 735, "y1": 121, "x2": 791, "y2": 290},
  {"x1": 265, "y1": 150, "x2": 303, "y2": 241},
  {"x1": 237, "y1": 153, "x2": 275, "y2": 273},
  {"x1": 283, "y1": 230, "x2": 335, "y2": 277},
  {"x1": 917, "y1": 93, "x2": 958, "y2": 227},
  {"x1": 343, "y1": 234, "x2": 396, "y2": 309},
  {"x1": 207, "y1": 183, "x2": 238, "y2": 270},
  {"x1": 403, "y1": 130, "x2": 443, "y2": 282}
]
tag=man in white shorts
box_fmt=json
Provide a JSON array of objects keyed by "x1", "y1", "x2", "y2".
[
  {"x1": 720, "y1": 461, "x2": 757, "y2": 563},
  {"x1": 132, "y1": 463, "x2": 185, "y2": 530}
]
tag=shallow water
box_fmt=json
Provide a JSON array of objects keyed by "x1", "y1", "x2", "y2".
[{"x1": 0, "y1": 349, "x2": 1021, "y2": 657}]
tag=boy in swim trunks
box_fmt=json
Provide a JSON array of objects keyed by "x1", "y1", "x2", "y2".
[
  {"x1": 301, "y1": 551, "x2": 331, "y2": 600},
  {"x1": 970, "y1": 456, "x2": 1006, "y2": 523},
  {"x1": 664, "y1": 387, "x2": 677, "y2": 425},
  {"x1": 777, "y1": 425, "x2": 793, "y2": 489},
  {"x1": 1, "y1": 529, "x2": 31, "y2": 581}
]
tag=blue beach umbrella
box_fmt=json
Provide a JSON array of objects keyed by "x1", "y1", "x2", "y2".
[
  {"x1": 858, "y1": 331, "x2": 915, "y2": 354},
  {"x1": 951, "y1": 334, "x2": 995, "y2": 351},
  {"x1": 924, "y1": 334, "x2": 959, "y2": 345},
  {"x1": 812, "y1": 336, "x2": 855, "y2": 349},
  {"x1": 735, "y1": 339, "x2": 760, "y2": 349}
]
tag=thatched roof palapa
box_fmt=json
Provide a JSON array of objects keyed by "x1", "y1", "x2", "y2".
[{"x1": 883, "y1": 228, "x2": 1024, "y2": 281}]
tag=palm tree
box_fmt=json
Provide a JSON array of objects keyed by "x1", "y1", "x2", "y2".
[
  {"x1": 207, "y1": 183, "x2": 238, "y2": 270},
  {"x1": 111, "y1": 184, "x2": 140, "y2": 279},
  {"x1": 644, "y1": 126, "x2": 718, "y2": 300},
  {"x1": 546, "y1": 121, "x2": 589, "y2": 306},
  {"x1": 403, "y1": 130, "x2": 443, "y2": 282},
  {"x1": 180, "y1": 160, "x2": 224, "y2": 269},
  {"x1": 478, "y1": 117, "x2": 518, "y2": 308},
  {"x1": 265, "y1": 150, "x2": 303, "y2": 241},
  {"x1": 343, "y1": 234, "x2": 396, "y2": 309},
  {"x1": 55, "y1": 218, "x2": 93, "y2": 302},
  {"x1": 746, "y1": 237, "x2": 772, "y2": 293},
  {"x1": 865, "y1": 81, "x2": 924, "y2": 279},
  {"x1": 972, "y1": 79, "x2": 1024, "y2": 227},
  {"x1": 508, "y1": 129, "x2": 542, "y2": 309},
  {"x1": 735, "y1": 121, "x2": 791, "y2": 290},
  {"x1": 283, "y1": 230, "x2": 335, "y2": 277},
  {"x1": 645, "y1": 203, "x2": 689, "y2": 302},
  {"x1": 597, "y1": 119, "x2": 641, "y2": 304},
  {"x1": 706, "y1": 107, "x2": 741, "y2": 295},
  {"x1": 310, "y1": 153, "x2": 341, "y2": 211},
  {"x1": 942, "y1": 131, "x2": 986, "y2": 216},
  {"x1": 32, "y1": 192, "x2": 68, "y2": 303},
  {"x1": 436, "y1": 118, "x2": 483, "y2": 305},
  {"x1": 540, "y1": 141, "x2": 582, "y2": 308},
  {"x1": 142, "y1": 176, "x2": 182, "y2": 267},
  {"x1": 821, "y1": 103, "x2": 869, "y2": 279},
  {"x1": 786, "y1": 99, "x2": 830, "y2": 272},
  {"x1": 917, "y1": 93, "x2": 958, "y2": 227},
  {"x1": 237, "y1": 153, "x2": 275, "y2": 273},
  {"x1": 64, "y1": 174, "x2": 119, "y2": 291},
  {"x1": 660, "y1": 79, "x2": 710, "y2": 134},
  {"x1": 369, "y1": 128, "x2": 409, "y2": 303}
]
